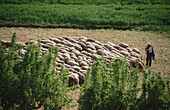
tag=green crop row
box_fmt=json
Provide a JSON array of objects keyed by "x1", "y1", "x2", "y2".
[
  {"x1": 0, "y1": 4, "x2": 170, "y2": 33},
  {"x1": 0, "y1": 0, "x2": 169, "y2": 5}
]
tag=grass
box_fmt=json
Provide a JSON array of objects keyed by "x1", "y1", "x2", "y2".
[
  {"x1": 0, "y1": 0, "x2": 169, "y2": 5},
  {"x1": 0, "y1": 4, "x2": 169, "y2": 34}
]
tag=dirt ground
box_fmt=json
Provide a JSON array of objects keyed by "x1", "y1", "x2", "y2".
[{"x1": 0, "y1": 27, "x2": 170, "y2": 110}]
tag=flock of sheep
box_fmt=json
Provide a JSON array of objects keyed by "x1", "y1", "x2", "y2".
[{"x1": 1, "y1": 36, "x2": 145, "y2": 87}]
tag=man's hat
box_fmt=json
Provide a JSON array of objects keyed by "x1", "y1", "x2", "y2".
[{"x1": 147, "y1": 42, "x2": 151, "y2": 45}]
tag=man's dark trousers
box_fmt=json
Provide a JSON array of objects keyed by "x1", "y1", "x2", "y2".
[{"x1": 146, "y1": 53, "x2": 152, "y2": 67}]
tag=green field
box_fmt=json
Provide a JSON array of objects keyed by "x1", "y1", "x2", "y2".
[
  {"x1": 0, "y1": 0, "x2": 170, "y2": 5},
  {"x1": 0, "y1": 0, "x2": 170, "y2": 34}
]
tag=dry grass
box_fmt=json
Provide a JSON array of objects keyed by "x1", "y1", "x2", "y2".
[
  {"x1": 62, "y1": 89, "x2": 80, "y2": 110},
  {"x1": 0, "y1": 27, "x2": 170, "y2": 110}
]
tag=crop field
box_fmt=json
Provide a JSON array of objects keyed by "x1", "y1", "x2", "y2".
[
  {"x1": 0, "y1": 1, "x2": 170, "y2": 34},
  {"x1": 0, "y1": 0, "x2": 170, "y2": 5}
]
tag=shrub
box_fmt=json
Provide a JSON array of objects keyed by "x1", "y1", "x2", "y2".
[
  {"x1": 0, "y1": 33, "x2": 73, "y2": 110},
  {"x1": 138, "y1": 70, "x2": 170, "y2": 109},
  {"x1": 78, "y1": 58, "x2": 169, "y2": 110}
]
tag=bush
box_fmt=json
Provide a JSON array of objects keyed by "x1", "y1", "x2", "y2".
[
  {"x1": 78, "y1": 58, "x2": 169, "y2": 110},
  {"x1": 0, "y1": 33, "x2": 73, "y2": 110},
  {"x1": 138, "y1": 70, "x2": 170, "y2": 109}
]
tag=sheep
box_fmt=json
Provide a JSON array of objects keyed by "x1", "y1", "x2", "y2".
[
  {"x1": 71, "y1": 66, "x2": 81, "y2": 72},
  {"x1": 119, "y1": 43, "x2": 129, "y2": 48},
  {"x1": 3, "y1": 36, "x2": 145, "y2": 87},
  {"x1": 94, "y1": 40, "x2": 103, "y2": 45},
  {"x1": 106, "y1": 42, "x2": 116, "y2": 47},
  {"x1": 92, "y1": 54, "x2": 101, "y2": 59},
  {"x1": 45, "y1": 43, "x2": 56, "y2": 47},
  {"x1": 40, "y1": 39, "x2": 55, "y2": 44},
  {"x1": 97, "y1": 49, "x2": 108, "y2": 56},
  {"x1": 41, "y1": 43, "x2": 50, "y2": 49},
  {"x1": 84, "y1": 47, "x2": 96, "y2": 54},
  {"x1": 68, "y1": 73, "x2": 79, "y2": 87},
  {"x1": 79, "y1": 38, "x2": 87, "y2": 44},
  {"x1": 50, "y1": 38, "x2": 61, "y2": 43},
  {"x1": 63, "y1": 53, "x2": 70, "y2": 59},
  {"x1": 87, "y1": 38, "x2": 95, "y2": 42},
  {"x1": 79, "y1": 61, "x2": 88, "y2": 67},
  {"x1": 130, "y1": 58, "x2": 144, "y2": 71},
  {"x1": 25, "y1": 40, "x2": 38, "y2": 45},
  {"x1": 97, "y1": 49, "x2": 104, "y2": 55},
  {"x1": 72, "y1": 49, "x2": 81, "y2": 57},
  {"x1": 132, "y1": 48, "x2": 141, "y2": 55},
  {"x1": 78, "y1": 56, "x2": 83, "y2": 60},
  {"x1": 77, "y1": 42, "x2": 86, "y2": 48},
  {"x1": 130, "y1": 51, "x2": 141, "y2": 59},
  {"x1": 74, "y1": 43, "x2": 83, "y2": 51},
  {"x1": 41, "y1": 47, "x2": 49, "y2": 52},
  {"x1": 126, "y1": 47, "x2": 133, "y2": 53},
  {"x1": 66, "y1": 37, "x2": 78, "y2": 43},
  {"x1": 79, "y1": 36, "x2": 87, "y2": 40},
  {"x1": 104, "y1": 43, "x2": 113, "y2": 50},
  {"x1": 20, "y1": 49, "x2": 26, "y2": 56},
  {"x1": 86, "y1": 44, "x2": 96, "y2": 50},
  {"x1": 57, "y1": 54, "x2": 64, "y2": 61},
  {"x1": 120, "y1": 50, "x2": 130, "y2": 56},
  {"x1": 111, "y1": 49, "x2": 124, "y2": 58},
  {"x1": 81, "y1": 51, "x2": 92, "y2": 57},
  {"x1": 80, "y1": 69, "x2": 87, "y2": 75}
]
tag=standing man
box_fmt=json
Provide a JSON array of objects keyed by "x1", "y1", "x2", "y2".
[{"x1": 145, "y1": 42, "x2": 155, "y2": 67}]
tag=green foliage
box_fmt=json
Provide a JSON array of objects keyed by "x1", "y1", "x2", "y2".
[
  {"x1": 0, "y1": 33, "x2": 73, "y2": 110},
  {"x1": 138, "y1": 70, "x2": 170, "y2": 109},
  {"x1": 0, "y1": 4, "x2": 169, "y2": 34},
  {"x1": 0, "y1": 0, "x2": 169, "y2": 5},
  {"x1": 78, "y1": 58, "x2": 169, "y2": 110}
]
